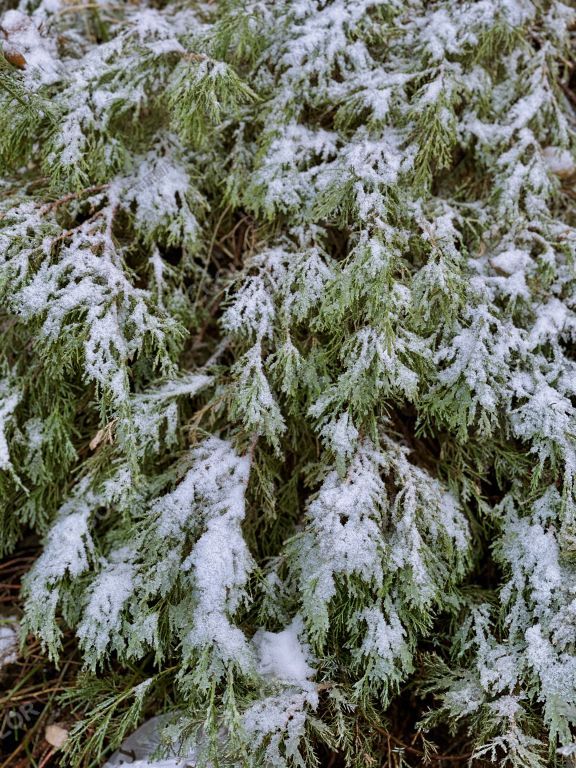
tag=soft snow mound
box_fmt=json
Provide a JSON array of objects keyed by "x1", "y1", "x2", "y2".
[{"x1": 253, "y1": 617, "x2": 315, "y2": 684}]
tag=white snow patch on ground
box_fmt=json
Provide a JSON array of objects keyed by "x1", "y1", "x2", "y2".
[
  {"x1": 0, "y1": 616, "x2": 19, "y2": 668},
  {"x1": 102, "y1": 715, "x2": 196, "y2": 768}
]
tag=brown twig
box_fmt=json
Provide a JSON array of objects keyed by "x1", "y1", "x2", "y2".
[
  {"x1": 0, "y1": 556, "x2": 37, "y2": 572},
  {"x1": 38, "y1": 746, "x2": 56, "y2": 768},
  {"x1": 49, "y1": 210, "x2": 104, "y2": 247},
  {"x1": 39, "y1": 184, "x2": 108, "y2": 215}
]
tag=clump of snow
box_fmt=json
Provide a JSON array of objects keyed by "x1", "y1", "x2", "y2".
[
  {"x1": 253, "y1": 617, "x2": 314, "y2": 684},
  {"x1": 0, "y1": 616, "x2": 19, "y2": 668},
  {"x1": 152, "y1": 438, "x2": 255, "y2": 669},
  {"x1": 242, "y1": 688, "x2": 318, "y2": 767},
  {"x1": 77, "y1": 548, "x2": 136, "y2": 663},
  {"x1": 489, "y1": 248, "x2": 530, "y2": 276},
  {"x1": 115, "y1": 145, "x2": 201, "y2": 247},
  {"x1": 320, "y1": 412, "x2": 359, "y2": 461}
]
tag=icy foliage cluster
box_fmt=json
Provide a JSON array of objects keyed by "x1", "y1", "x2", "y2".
[{"x1": 1, "y1": 0, "x2": 576, "y2": 765}]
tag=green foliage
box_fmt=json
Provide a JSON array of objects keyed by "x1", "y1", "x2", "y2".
[
  {"x1": 169, "y1": 56, "x2": 258, "y2": 144},
  {"x1": 2, "y1": 0, "x2": 576, "y2": 766}
]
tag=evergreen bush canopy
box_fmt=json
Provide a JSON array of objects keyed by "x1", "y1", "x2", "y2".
[{"x1": 1, "y1": 0, "x2": 576, "y2": 765}]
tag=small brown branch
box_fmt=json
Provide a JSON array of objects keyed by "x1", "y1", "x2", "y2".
[
  {"x1": 37, "y1": 747, "x2": 56, "y2": 768},
  {"x1": 50, "y1": 210, "x2": 104, "y2": 247},
  {"x1": 40, "y1": 184, "x2": 108, "y2": 215}
]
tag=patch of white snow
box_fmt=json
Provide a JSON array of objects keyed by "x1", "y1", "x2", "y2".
[{"x1": 253, "y1": 617, "x2": 315, "y2": 684}]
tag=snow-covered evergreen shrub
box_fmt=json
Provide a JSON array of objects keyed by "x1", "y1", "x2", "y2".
[{"x1": 2, "y1": 0, "x2": 576, "y2": 764}]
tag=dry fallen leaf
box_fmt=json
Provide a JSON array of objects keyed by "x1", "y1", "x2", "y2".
[
  {"x1": 2, "y1": 49, "x2": 26, "y2": 68},
  {"x1": 45, "y1": 723, "x2": 69, "y2": 748},
  {"x1": 89, "y1": 419, "x2": 117, "y2": 451}
]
